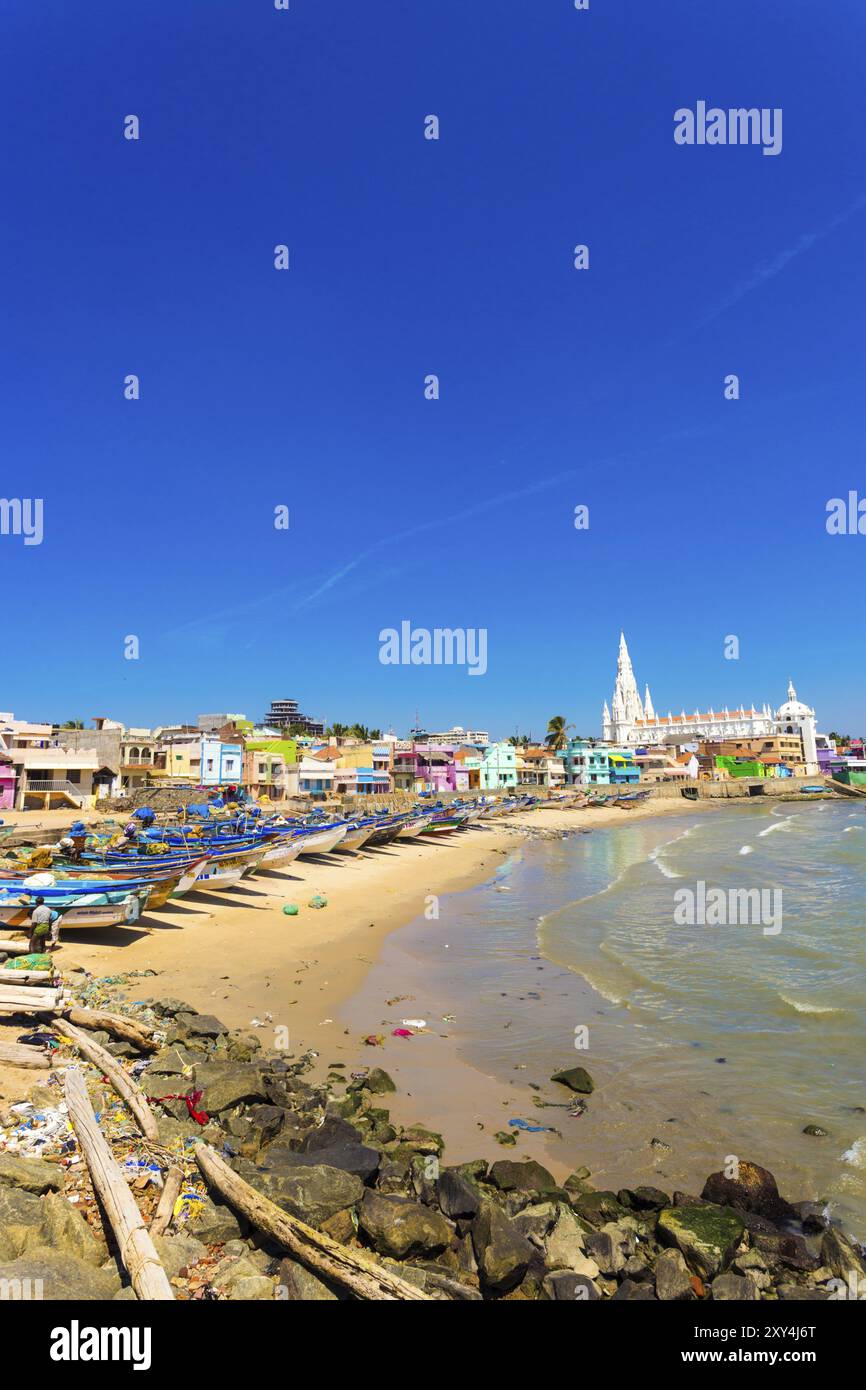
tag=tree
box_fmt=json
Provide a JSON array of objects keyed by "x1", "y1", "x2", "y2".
[
  {"x1": 349, "y1": 724, "x2": 370, "y2": 741},
  {"x1": 545, "y1": 715, "x2": 573, "y2": 751},
  {"x1": 60, "y1": 720, "x2": 84, "y2": 729}
]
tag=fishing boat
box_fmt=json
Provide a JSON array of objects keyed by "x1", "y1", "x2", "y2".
[
  {"x1": 0, "y1": 885, "x2": 152, "y2": 930},
  {"x1": 394, "y1": 815, "x2": 432, "y2": 839},
  {"x1": 293, "y1": 824, "x2": 348, "y2": 856}
]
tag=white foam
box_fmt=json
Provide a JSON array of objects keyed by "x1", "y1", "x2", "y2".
[
  {"x1": 779, "y1": 993, "x2": 844, "y2": 1016},
  {"x1": 841, "y1": 1137, "x2": 866, "y2": 1168},
  {"x1": 758, "y1": 816, "x2": 795, "y2": 838},
  {"x1": 739, "y1": 845, "x2": 753, "y2": 855}
]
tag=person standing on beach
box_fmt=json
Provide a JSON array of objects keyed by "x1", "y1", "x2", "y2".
[{"x1": 27, "y1": 896, "x2": 61, "y2": 953}]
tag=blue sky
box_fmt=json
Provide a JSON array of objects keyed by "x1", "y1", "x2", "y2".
[{"x1": 1, "y1": 0, "x2": 864, "y2": 737}]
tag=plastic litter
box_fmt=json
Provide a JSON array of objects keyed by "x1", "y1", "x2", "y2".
[
  {"x1": 307, "y1": 894, "x2": 328, "y2": 909},
  {"x1": 282, "y1": 903, "x2": 299, "y2": 916},
  {"x1": 401, "y1": 1018, "x2": 426, "y2": 1028}
]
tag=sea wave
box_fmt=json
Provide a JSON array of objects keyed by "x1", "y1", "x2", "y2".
[
  {"x1": 739, "y1": 845, "x2": 754, "y2": 855},
  {"x1": 842, "y1": 1137, "x2": 866, "y2": 1169},
  {"x1": 758, "y1": 816, "x2": 796, "y2": 838},
  {"x1": 778, "y1": 993, "x2": 846, "y2": 1016}
]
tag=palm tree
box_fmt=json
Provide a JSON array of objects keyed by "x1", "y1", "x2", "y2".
[
  {"x1": 369, "y1": 728, "x2": 382, "y2": 740},
  {"x1": 545, "y1": 715, "x2": 573, "y2": 751},
  {"x1": 349, "y1": 723, "x2": 370, "y2": 741}
]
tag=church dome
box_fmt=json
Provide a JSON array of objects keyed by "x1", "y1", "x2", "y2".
[{"x1": 776, "y1": 680, "x2": 813, "y2": 721}]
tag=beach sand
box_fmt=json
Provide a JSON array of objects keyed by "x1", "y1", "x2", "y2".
[{"x1": 0, "y1": 798, "x2": 710, "y2": 1116}]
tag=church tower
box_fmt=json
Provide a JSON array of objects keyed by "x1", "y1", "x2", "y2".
[{"x1": 608, "y1": 633, "x2": 644, "y2": 743}]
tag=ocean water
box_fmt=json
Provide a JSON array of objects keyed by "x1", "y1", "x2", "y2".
[{"x1": 343, "y1": 801, "x2": 866, "y2": 1237}]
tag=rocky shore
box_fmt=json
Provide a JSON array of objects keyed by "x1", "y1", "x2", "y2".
[{"x1": 1, "y1": 979, "x2": 864, "y2": 1302}]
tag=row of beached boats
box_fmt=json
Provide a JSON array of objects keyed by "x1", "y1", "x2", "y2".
[{"x1": 0, "y1": 793, "x2": 548, "y2": 933}]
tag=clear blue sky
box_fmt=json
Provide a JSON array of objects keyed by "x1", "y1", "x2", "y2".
[{"x1": 1, "y1": 1, "x2": 864, "y2": 738}]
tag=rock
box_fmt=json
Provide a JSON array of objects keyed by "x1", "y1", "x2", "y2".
[
  {"x1": 262, "y1": 1138, "x2": 380, "y2": 1184},
  {"x1": 657, "y1": 1204, "x2": 745, "y2": 1280},
  {"x1": 584, "y1": 1229, "x2": 625, "y2": 1276},
  {"x1": 244, "y1": 1164, "x2": 363, "y2": 1228},
  {"x1": 276, "y1": 1257, "x2": 338, "y2": 1300},
  {"x1": 802, "y1": 1125, "x2": 828, "y2": 1137},
  {"x1": 245, "y1": 1105, "x2": 287, "y2": 1145},
  {"x1": 655, "y1": 1247, "x2": 696, "y2": 1301},
  {"x1": 397, "y1": 1125, "x2": 444, "y2": 1156},
  {"x1": 512, "y1": 1202, "x2": 559, "y2": 1242},
  {"x1": 571, "y1": 1190, "x2": 629, "y2": 1228},
  {"x1": 364, "y1": 1068, "x2": 396, "y2": 1095},
  {"x1": 145, "y1": 1046, "x2": 199, "y2": 1078},
  {"x1": 358, "y1": 1191, "x2": 452, "y2": 1260},
  {"x1": 0, "y1": 1154, "x2": 63, "y2": 1195},
  {"x1": 488, "y1": 1159, "x2": 557, "y2": 1194},
  {"x1": 624, "y1": 1185, "x2": 670, "y2": 1211},
  {"x1": 175, "y1": 1012, "x2": 228, "y2": 1038},
  {"x1": 436, "y1": 1169, "x2": 481, "y2": 1220},
  {"x1": 0, "y1": 1187, "x2": 52, "y2": 1260},
  {"x1": 148, "y1": 998, "x2": 197, "y2": 1018},
  {"x1": 550, "y1": 1066, "x2": 594, "y2": 1094},
  {"x1": 612, "y1": 1278, "x2": 657, "y2": 1300},
  {"x1": 542, "y1": 1270, "x2": 600, "y2": 1300},
  {"x1": 701, "y1": 1160, "x2": 796, "y2": 1223},
  {"x1": 712, "y1": 1270, "x2": 759, "y2": 1300},
  {"x1": 820, "y1": 1226, "x2": 866, "y2": 1282},
  {"x1": 152, "y1": 1232, "x2": 209, "y2": 1281},
  {"x1": 472, "y1": 1203, "x2": 535, "y2": 1294},
  {"x1": 776, "y1": 1284, "x2": 833, "y2": 1301},
  {"x1": 193, "y1": 1062, "x2": 269, "y2": 1114},
  {"x1": 190, "y1": 1194, "x2": 247, "y2": 1244},
  {"x1": 39, "y1": 1193, "x2": 106, "y2": 1267},
  {"x1": 0, "y1": 1250, "x2": 121, "y2": 1300},
  {"x1": 211, "y1": 1256, "x2": 272, "y2": 1298},
  {"x1": 545, "y1": 1208, "x2": 597, "y2": 1278},
  {"x1": 793, "y1": 1201, "x2": 829, "y2": 1234},
  {"x1": 225, "y1": 1275, "x2": 274, "y2": 1300},
  {"x1": 752, "y1": 1232, "x2": 819, "y2": 1273},
  {"x1": 226, "y1": 1032, "x2": 263, "y2": 1062}
]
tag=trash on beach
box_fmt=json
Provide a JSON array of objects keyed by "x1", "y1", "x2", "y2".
[
  {"x1": 508, "y1": 1117, "x2": 556, "y2": 1133},
  {"x1": 363, "y1": 1034, "x2": 385, "y2": 1046},
  {"x1": 392, "y1": 1027, "x2": 413, "y2": 1038},
  {"x1": 401, "y1": 1018, "x2": 426, "y2": 1028},
  {"x1": 249, "y1": 1012, "x2": 273, "y2": 1028},
  {"x1": 308, "y1": 894, "x2": 328, "y2": 909},
  {"x1": 442, "y1": 1014, "x2": 455, "y2": 1023},
  {"x1": 282, "y1": 903, "x2": 299, "y2": 915}
]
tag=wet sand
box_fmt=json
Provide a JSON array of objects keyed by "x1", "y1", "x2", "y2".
[{"x1": 0, "y1": 800, "x2": 711, "y2": 1113}]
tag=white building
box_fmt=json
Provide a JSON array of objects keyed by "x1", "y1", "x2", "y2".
[{"x1": 601, "y1": 634, "x2": 819, "y2": 773}]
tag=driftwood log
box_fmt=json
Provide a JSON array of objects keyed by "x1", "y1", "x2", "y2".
[
  {"x1": 149, "y1": 1165, "x2": 183, "y2": 1238},
  {"x1": 63, "y1": 1006, "x2": 157, "y2": 1052},
  {"x1": 0, "y1": 970, "x2": 55, "y2": 986},
  {"x1": 0, "y1": 939, "x2": 35, "y2": 956},
  {"x1": 63, "y1": 1068, "x2": 174, "y2": 1301},
  {"x1": 52, "y1": 1019, "x2": 160, "y2": 1141},
  {"x1": 0, "y1": 1041, "x2": 51, "y2": 1069},
  {"x1": 194, "y1": 1143, "x2": 433, "y2": 1301},
  {"x1": 0, "y1": 985, "x2": 61, "y2": 1011}
]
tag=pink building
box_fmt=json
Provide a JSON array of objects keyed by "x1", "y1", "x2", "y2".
[{"x1": 0, "y1": 758, "x2": 15, "y2": 810}]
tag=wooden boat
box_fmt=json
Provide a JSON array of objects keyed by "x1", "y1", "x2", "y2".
[
  {"x1": 395, "y1": 816, "x2": 432, "y2": 839},
  {"x1": 0, "y1": 886, "x2": 152, "y2": 930},
  {"x1": 293, "y1": 825, "x2": 348, "y2": 857}
]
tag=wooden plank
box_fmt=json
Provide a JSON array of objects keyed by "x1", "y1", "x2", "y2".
[
  {"x1": 194, "y1": 1142, "x2": 432, "y2": 1301},
  {"x1": 0, "y1": 970, "x2": 55, "y2": 986},
  {"x1": 0, "y1": 1041, "x2": 51, "y2": 1069},
  {"x1": 0, "y1": 986, "x2": 61, "y2": 1009},
  {"x1": 51, "y1": 1019, "x2": 160, "y2": 1141},
  {"x1": 63, "y1": 1069, "x2": 174, "y2": 1301},
  {"x1": 149, "y1": 1166, "x2": 183, "y2": 1238}
]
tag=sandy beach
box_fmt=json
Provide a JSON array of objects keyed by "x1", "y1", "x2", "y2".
[{"x1": 0, "y1": 799, "x2": 709, "y2": 1112}]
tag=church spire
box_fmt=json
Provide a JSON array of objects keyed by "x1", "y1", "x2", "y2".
[{"x1": 644, "y1": 684, "x2": 655, "y2": 721}]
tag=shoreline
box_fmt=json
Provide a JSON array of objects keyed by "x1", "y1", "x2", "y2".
[{"x1": 0, "y1": 799, "x2": 712, "y2": 1109}]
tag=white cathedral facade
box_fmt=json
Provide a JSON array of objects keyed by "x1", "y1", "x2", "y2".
[{"x1": 601, "y1": 634, "x2": 819, "y2": 772}]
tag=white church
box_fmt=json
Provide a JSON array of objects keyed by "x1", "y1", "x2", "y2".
[{"x1": 601, "y1": 633, "x2": 819, "y2": 772}]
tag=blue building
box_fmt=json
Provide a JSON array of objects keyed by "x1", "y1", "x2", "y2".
[{"x1": 560, "y1": 740, "x2": 639, "y2": 786}]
